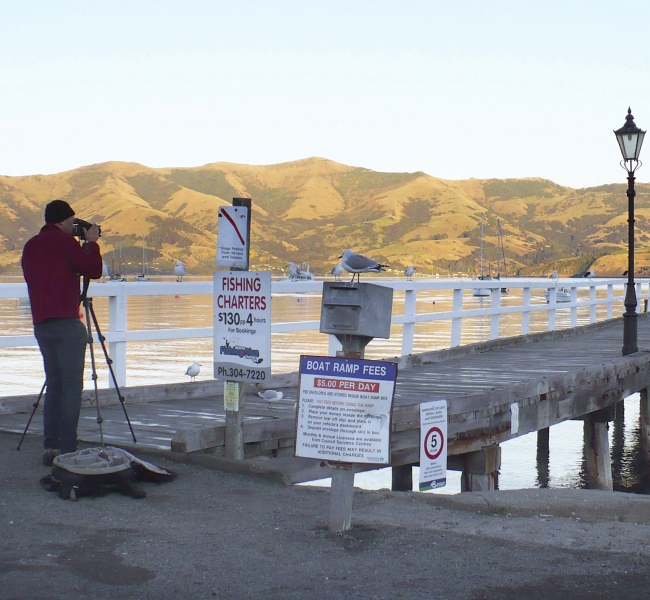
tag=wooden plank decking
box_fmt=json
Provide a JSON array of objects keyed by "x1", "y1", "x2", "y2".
[{"x1": 4, "y1": 315, "x2": 650, "y2": 484}]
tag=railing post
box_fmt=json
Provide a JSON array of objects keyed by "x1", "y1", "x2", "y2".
[
  {"x1": 490, "y1": 288, "x2": 501, "y2": 340},
  {"x1": 607, "y1": 284, "x2": 614, "y2": 319},
  {"x1": 521, "y1": 287, "x2": 531, "y2": 335},
  {"x1": 589, "y1": 284, "x2": 597, "y2": 323},
  {"x1": 637, "y1": 282, "x2": 643, "y2": 313},
  {"x1": 570, "y1": 286, "x2": 577, "y2": 328},
  {"x1": 108, "y1": 284, "x2": 127, "y2": 388},
  {"x1": 450, "y1": 287, "x2": 463, "y2": 347},
  {"x1": 401, "y1": 288, "x2": 416, "y2": 356},
  {"x1": 328, "y1": 334, "x2": 342, "y2": 356},
  {"x1": 548, "y1": 289, "x2": 557, "y2": 331}
]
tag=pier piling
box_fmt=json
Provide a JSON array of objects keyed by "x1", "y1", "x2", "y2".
[
  {"x1": 392, "y1": 464, "x2": 414, "y2": 491},
  {"x1": 584, "y1": 410, "x2": 613, "y2": 491},
  {"x1": 641, "y1": 388, "x2": 650, "y2": 467},
  {"x1": 536, "y1": 428, "x2": 550, "y2": 488},
  {"x1": 460, "y1": 446, "x2": 501, "y2": 492}
]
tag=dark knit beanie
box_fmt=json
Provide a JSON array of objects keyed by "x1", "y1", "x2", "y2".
[{"x1": 44, "y1": 200, "x2": 75, "y2": 224}]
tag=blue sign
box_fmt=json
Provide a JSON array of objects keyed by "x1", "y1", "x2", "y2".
[{"x1": 299, "y1": 355, "x2": 397, "y2": 381}]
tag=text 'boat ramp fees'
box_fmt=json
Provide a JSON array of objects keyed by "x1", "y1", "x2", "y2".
[{"x1": 295, "y1": 356, "x2": 397, "y2": 464}]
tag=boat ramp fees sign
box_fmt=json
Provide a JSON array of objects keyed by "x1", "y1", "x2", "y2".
[
  {"x1": 295, "y1": 356, "x2": 397, "y2": 464},
  {"x1": 419, "y1": 400, "x2": 448, "y2": 491},
  {"x1": 213, "y1": 271, "x2": 271, "y2": 383},
  {"x1": 217, "y1": 205, "x2": 249, "y2": 270}
]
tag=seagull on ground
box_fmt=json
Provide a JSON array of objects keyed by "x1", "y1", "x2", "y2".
[
  {"x1": 174, "y1": 261, "x2": 187, "y2": 282},
  {"x1": 258, "y1": 389, "x2": 285, "y2": 409},
  {"x1": 340, "y1": 249, "x2": 388, "y2": 283},
  {"x1": 330, "y1": 263, "x2": 344, "y2": 281},
  {"x1": 185, "y1": 362, "x2": 201, "y2": 382},
  {"x1": 287, "y1": 262, "x2": 302, "y2": 280},
  {"x1": 405, "y1": 266, "x2": 415, "y2": 281}
]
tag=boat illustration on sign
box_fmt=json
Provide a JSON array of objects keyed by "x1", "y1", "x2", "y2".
[{"x1": 219, "y1": 339, "x2": 264, "y2": 364}]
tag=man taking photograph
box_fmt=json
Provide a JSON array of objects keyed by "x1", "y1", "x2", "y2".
[{"x1": 21, "y1": 200, "x2": 102, "y2": 465}]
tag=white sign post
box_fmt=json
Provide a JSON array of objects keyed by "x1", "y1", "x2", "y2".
[
  {"x1": 295, "y1": 356, "x2": 397, "y2": 464},
  {"x1": 419, "y1": 400, "x2": 448, "y2": 491},
  {"x1": 217, "y1": 206, "x2": 249, "y2": 270},
  {"x1": 213, "y1": 271, "x2": 271, "y2": 383}
]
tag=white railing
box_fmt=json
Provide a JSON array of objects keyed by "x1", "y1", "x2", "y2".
[{"x1": 1, "y1": 277, "x2": 648, "y2": 388}]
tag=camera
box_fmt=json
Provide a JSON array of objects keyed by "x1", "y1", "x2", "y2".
[{"x1": 72, "y1": 218, "x2": 101, "y2": 240}]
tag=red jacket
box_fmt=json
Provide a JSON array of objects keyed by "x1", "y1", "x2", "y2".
[{"x1": 21, "y1": 224, "x2": 103, "y2": 324}]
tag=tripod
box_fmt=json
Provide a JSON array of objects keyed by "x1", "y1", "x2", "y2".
[{"x1": 17, "y1": 277, "x2": 137, "y2": 450}]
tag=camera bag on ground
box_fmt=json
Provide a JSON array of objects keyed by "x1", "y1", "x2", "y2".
[{"x1": 39, "y1": 446, "x2": 177, "y2": 501}]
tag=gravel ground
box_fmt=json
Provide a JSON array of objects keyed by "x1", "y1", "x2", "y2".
[{"x1": 2, "y1": 431, "x2": 650, "y2": 600}]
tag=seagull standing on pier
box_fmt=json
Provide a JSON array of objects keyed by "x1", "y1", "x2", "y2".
[
  {"x1": 185, "y1": 362, "x2": 201, "y2": 382},
  {"x1": 258, "y1": 389, "x2": 285, "y2": 409},
  {"x1": 330, "y1": 263, "x2": 344, "y2": 281},
  {"x1": 340, "y1": 249, "x2": 388, "y2": 283},
  {"x1": 174, "y1": 261, "x2": 187, "y2": 282},
  {"x1": 405, "y1": 266, "x2": 415, "y2": 281}
]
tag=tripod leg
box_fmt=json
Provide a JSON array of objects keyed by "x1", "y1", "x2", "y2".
[
  {"x1": 88, "y1": 298, "x2": 137, "y2": 443},
  {"x1": 17, "y1": 381, "x2": 46, "y2": 451},
  {"x1": 83, "y1": 297, "x2": 105, "y2": 447}
]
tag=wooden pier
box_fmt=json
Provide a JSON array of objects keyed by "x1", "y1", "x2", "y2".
[{"x1": 3, "y1": 315, "x2": 650, "y2": 492}]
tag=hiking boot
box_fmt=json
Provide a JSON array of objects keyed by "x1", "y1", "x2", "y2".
[{"x1": 42, "y1": 449, "x2": 60, "y2": 467}]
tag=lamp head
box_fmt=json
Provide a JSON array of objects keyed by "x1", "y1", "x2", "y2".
[{"x1": 614, "y1": 107, "x2": 645, "y2": 163}]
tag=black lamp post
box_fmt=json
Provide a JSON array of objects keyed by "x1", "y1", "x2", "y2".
[{"x1": 614, "y1": 107, "x2": 646, "y2": 356}]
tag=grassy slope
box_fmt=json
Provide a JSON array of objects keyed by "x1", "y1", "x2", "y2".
[{"x1": 1, "y1": 157, "x2": 648, "y2": 277}]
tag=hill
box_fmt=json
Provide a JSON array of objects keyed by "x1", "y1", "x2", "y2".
[{"x1": 1, "y1": 157, "x2": 649, "y2": 277}]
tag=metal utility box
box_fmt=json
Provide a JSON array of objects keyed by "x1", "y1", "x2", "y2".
[{"x1": 320, "y1": 282, "x2": 393, "y2": 339}]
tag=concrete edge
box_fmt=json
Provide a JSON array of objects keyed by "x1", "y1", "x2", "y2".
[{"x1": 414, "y1": 488, "x2": 650, "y2": 524}]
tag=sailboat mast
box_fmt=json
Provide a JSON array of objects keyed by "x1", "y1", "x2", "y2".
[
  {"x1": 497, "y1": 219, "x2": 508, "y2": 279},
  {"x1": 479, "y1": 216, "x2": 483, "y2": 279}
]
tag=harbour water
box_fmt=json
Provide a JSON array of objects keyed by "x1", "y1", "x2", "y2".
[{"x1": 1, "y1": 275, "x2": 647, "y2": 495}]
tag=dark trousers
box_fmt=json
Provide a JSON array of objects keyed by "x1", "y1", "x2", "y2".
[{"x1": 34, "y1": 318, "x2": 88, "y2": 454}]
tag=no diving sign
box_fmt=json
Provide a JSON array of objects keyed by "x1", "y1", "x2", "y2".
[
  {"x1": 217, "y1": 206, "x2": 249, "y2": 269},
  {"x1": 419, "y1": 400, "x2": 447, "y2": 491}
]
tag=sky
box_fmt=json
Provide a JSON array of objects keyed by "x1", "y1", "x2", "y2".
[{"x1": 1, "y1": 0, "x2": 649, "y2": 189}]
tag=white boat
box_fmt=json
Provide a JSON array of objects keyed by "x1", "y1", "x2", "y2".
[
  {"x1": 101, "y1": 261, "x2": 110, "y2": 280},
  {"x1": 135, "y1": 238, "x2": 150, "y2": 282},
  {"x1": 472, "y1": 277, "x2": 492, "y2": 297},
  {"x1": 544, "y1": 286, "x2": 572, "y2": 303},
  {"x1": 286, "y1": 262, "x2": 315, "y2": 281},
  {"x1": 545, "y1": 272, "x2": 571, "y2": 302}
]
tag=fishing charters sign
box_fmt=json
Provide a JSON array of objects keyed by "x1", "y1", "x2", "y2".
[
  {"x1": 213, "y1": 271, "x2": 271, "y2": 383},
  {"x1": 295, "y1": 355, "x2": 397, "y2": 463}
]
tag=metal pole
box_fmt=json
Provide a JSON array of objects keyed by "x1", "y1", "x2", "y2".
[
  {"x1": 328, "y1": 334, "x2": 371, "y2": 532},
  {"x1": 224, "y1": 197, "x2": 252, "y2": 460},
  {"x1": 623, "y1": 170, "x2": 638, "y2": 356}
]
